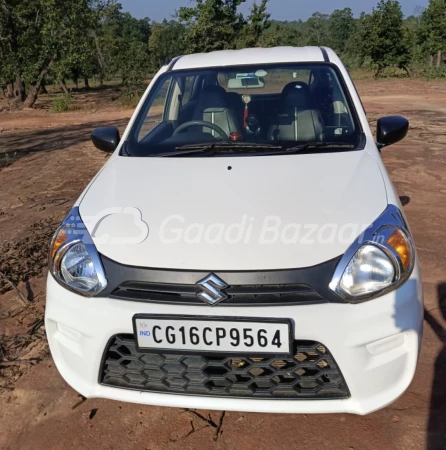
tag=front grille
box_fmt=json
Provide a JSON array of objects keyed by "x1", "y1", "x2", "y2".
[
  {"x1": 110, "y1": 281, "x2": 324, "y2": 306},
  {"x1": 100, "y1": 335, "x2": 349, "y2": 399}
]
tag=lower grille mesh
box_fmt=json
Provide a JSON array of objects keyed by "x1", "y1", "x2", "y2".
[{"x1": 100, "y1": 335, "x2": 349, "y2": 399}]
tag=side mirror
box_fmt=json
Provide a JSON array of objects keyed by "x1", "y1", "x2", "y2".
[
  {"x1": 376, "y1": 116, "x2": 409, "y2": 148},
  {"x1": 91, "y1": 127, "x2": 120, "y2": 153}
]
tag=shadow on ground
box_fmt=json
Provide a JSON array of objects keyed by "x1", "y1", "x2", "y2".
[
  {"x1": 0, "y1": 118, "x2": 129, "y2": 167},
  {"x1": 426, "y1": 283, "x2": 446, "y2": 449}
]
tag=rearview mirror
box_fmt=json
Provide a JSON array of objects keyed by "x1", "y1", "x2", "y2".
[
  {"x1": 376, "y1": 116, "x2": 409, "y2": 148},
  {"x1": 91, "y1": 127, "x2": 120, "y2": 153}
]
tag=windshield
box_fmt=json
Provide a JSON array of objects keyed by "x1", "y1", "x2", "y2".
[{"x1": 127, "y1": 63, "x2": 362, "y2": 157}]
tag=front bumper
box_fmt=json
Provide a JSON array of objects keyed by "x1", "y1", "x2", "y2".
[{"x1": 45, "y1": 264, "x2": 423, "y2": 415}]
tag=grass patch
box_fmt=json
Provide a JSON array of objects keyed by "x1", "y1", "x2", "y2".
[
  {"x1": 50, "y1": 94, "x2": 73, "y2": 113},
  {"x1": 422, "y1": 67, "x2": 446, "y2": 80},
  {"x1": 1, "y1": 151, "x2": 19, "y2": 167},
  {"x1": 119, "y1": 88, "x2": 144, "y2": 108}
]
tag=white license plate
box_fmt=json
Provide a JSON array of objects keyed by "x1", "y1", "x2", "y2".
[{"x1": 134, "y1": 315, "x2": 292, "y2": 354}]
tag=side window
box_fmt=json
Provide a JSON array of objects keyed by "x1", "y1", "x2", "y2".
[{"x1": 137, "y1": 78, "x2": 171, "y2": 142}]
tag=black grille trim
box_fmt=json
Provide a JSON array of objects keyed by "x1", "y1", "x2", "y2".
[
  {"x1": 99, "y1": 334, "x2": 350, "y2": 400},
  {"x1": 99, "y1": 254, "x2": 344, "y2": 304},
  {"x1": 110, "y1": 281, "x2": 324, "y2": 306}
]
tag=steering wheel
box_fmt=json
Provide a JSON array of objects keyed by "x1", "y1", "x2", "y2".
[{"x1": 173, "y1": 120, "x2": 229, "y2": 140}]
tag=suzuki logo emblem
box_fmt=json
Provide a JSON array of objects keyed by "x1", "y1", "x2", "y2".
[{"x1": 196, "y1": 273, "x2": 229, "y2": 306}]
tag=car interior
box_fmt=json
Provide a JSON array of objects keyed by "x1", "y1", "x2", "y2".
[{"x1": 131, "y1": 65, "x2": 358, "y2": 154}]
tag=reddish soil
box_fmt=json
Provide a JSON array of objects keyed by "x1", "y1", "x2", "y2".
[{"x1": 0, "y1": 79, "x2": 445, "y2": 450}]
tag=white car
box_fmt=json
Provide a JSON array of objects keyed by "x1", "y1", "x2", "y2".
[{"x1": 45, "y1": 47, "x2": 423, "y2": 415}]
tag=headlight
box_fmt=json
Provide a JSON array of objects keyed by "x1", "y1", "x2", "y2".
[
  {"x1": 330, "y1": 205, "x2": 415, "y2": 302},
  {"x1": 49, "y1": 207, "x2": 107, "y2": 296},
  {"x1": 339, "y1": 244, "x2": 395, "y2": 297}
]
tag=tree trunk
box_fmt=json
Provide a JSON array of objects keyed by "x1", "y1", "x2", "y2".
[
  {"x1": 403, "y1": 66, "x2": 413, "y2": 77},
  {"x1": 84, "y1": 77, "x2": 90, "y2": 90},
  {"x1": 429, "y1": 55, "x2": 434, "y2": 68},
  {"x1": 60, "y1": 79, "x2": 69, "y2": 94},
  {"x1": 6, "y1": 82, "x2": 14, "y2": 98},
  {"x1": 93, "y1": 32, "x2": 106, "y2": 86},
  {"x1": 23, "y1": 54, "x2": 57, "y2": 108},
  {"x1": 13, "y1": 75, "x2": 26, "y2": 102},
  {"x1": 437, "y1": 50, "x2": 442, "y2": 68},
  {"x1": 39, "y1": 79, "x2": 48, "y2": 94}
]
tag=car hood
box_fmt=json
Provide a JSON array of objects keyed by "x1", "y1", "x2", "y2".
[{"x1": 79, "y1": 151, "x2": 387, "y2": 270}]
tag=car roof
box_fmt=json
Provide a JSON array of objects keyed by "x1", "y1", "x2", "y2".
[{"x1": 172, "y1": 46, "x2": 329, "y2": 71}]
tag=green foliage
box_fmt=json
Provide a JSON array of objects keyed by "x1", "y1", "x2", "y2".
[
  {"x1": 178, "y1": 0, "x2": 247, "y2": 53},
  {"x1": 119, "y1": 87, "x2": 144, "y2": 108},
  {"x1": 418, "y1": 0, "x2": 446, "y2": 60},
  {"x1": 0, "y1": 0, "x2": 152, "y2": 106},
  {"x1": 2, "y1": 151, "x2": 19, "y2": 167},
  {"x1": 97, "y1": 9, "x2": 151, "y2": 86},
  {"x1": 268, "y1": 21, "x2": 306, "y2": 47},
  {"x1": 330, "y1": 8, "x2": 356, "y2": 55},
  {"x1": 175, "y1": 0, "x2": 274, "y2": 53},
  {"x1": 0, "y1": 0, "x2": 102, "y2": 106},
  {"x1": 3, "y1": 0, "x2": 446, "y2": 107},
  {"x1": 266, "y1": 12, "x2": 352, "y2": 53},
  {"x1": 423, "y1": 66, "x2": 446, "y2": 79},
  {"x1": 116, "y1": 37, "x2": 150, "y2": 87},
  {"x1": 239, "y1": 0, "x2": 272, "y2": 47},
  {"x1": 51, "y1": 93, "x2": 73, "y2": 113},
  {"x1": 149, "y1": 20, "x2": 187, "y2": 69},
  {"x1": 356, "y1": 1, "x2": 412, "y2": 76},
  {"x1": 305, "y1": 13, "x2": 331, "y2": 46}
]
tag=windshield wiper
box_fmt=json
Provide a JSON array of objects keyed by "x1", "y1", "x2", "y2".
[
  {"x1": 158, "y1": 142, "x2": 282, "y2": 157},
  {"x1": 176, "y1": 142, "x2": 283, "y2": 150},
  {"x1": 258, "y1": 142, "x2": 356, "y2": 156},
  {"x1": 157, "y1": 141, "x2": 355, "y2": 158}
]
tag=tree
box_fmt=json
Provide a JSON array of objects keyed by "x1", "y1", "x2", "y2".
[
  {"x1": 50, "y1": 1, "x2": 99, "y2": 92},
  {"x1": 418, "y1": 0, "x2": 446, "y2": 67},
  {"x1": 111, "y1": 13, "x2": 151, "y2": 85},
  {"x1": 357, "y1": 1, "x2": 412, "y2": 76},
  {"x1": 178, "y1": 0, "x2": 246, "y2": 53},
  {"x1": 0, "y1": 0, "x2": 152, "y2": 107},
  {"x1": 0, "y1": 0, "x2": 98, "y2": 107},
  {"x1": 149, "y1": 20, "x2": 187, "y2": 69},
  {"x1": 330, "y1": 8, "x2": 356, "y2": 55},
  {"x1": 0, "y1": 0, "x2": 35, "y2": 102},
  {"x1": 305, "y1": 13, "x2": 331, "y2": 47},
  {"x1": 89, "y1": 0, "x2": 123, "y2": 84},
  {"x1": 267, "y1": 20, "x2": 306, "y2": 47},
  {"x1": 3, "y1": 0, "x2": 444, "y2": 107},
  {"x1": 95, "y1": 7, "x2": 151, "y2": 85},
  {"x1": 405, "y1": 10, "x2": 424, "y2": 67},
  {"x1": 239, "y1": 0, "x2": 272, "y2": 48}
]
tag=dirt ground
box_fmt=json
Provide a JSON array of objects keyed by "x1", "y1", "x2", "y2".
[{"x1": 0, "y1": 79, "x2": 446, "y2": 450}]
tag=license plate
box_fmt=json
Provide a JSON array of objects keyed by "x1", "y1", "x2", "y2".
[{"x1": 133, "y1": 315, "x2": 292, "y2": 355}]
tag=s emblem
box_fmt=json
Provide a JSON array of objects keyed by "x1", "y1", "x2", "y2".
[{"x1": 196, "y1": 273, "x2": 228, "y2": 306}]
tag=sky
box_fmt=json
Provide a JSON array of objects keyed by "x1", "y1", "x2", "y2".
[{"x1": 120, "y1": 0, "x2": 428, "y2": 22}]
